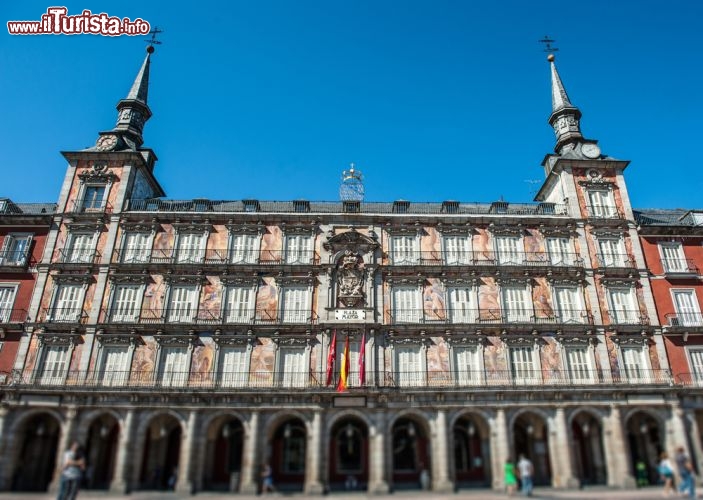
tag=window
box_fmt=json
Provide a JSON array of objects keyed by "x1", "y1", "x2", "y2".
[
  {"x1": 110, "y1": 284, "x2": 142, "y2": 323},
  {"x1": 230, "y1": 233, "x2": 258, "y2": 264},
  {"x1": 502, "y1": 285, "x2": 532, "y2": 322},
  {"x1": 66, "y1": 233, "x2": 95, "y2": 263},
  {"x1": 672, "y1": 290, "x2": 702, "y2": 326},
  {"x1": 607, "y1": 288, "x2": 639, "y2": 324},
  {"x1": 495, "y1": 236, "x2": 522, "y2": 265},
  {"x1": 81, "y1": 185, "x2": 106, "y2": 211},
  {"x1": 39, "y1": 345, "x2": 70, "y2": 385},
  {"x1": 281, "y1": 286, "x2": 310, "y2": 323},
  {"x1": 587, "y1": 189, "x2": 616, "y2": 218},
  {"x1": 0, "y1": 233, "x2": 32, "y2": 266},
  {"x1": 224, "y1": 286, "x2": 253, "y2": 324},
  {"x1": 100, "y1": 346, "x2": 130, "y2": 386},
  {"x1": 509, "y1": 346, "x2": 538, "y2": 384},
  {"x1": 660, "y1": 242, "x2": 688, "y2": 273},
  {"x1": 390, "y1": 235, "x2": 418, "y2": 264},
  {"x1": 159, "y1": 347, "x2": 189, "y2": 387},
  {"x1": 621, "y1": 347, "x2": 646, "y2": 382},
  {"x1": 0, "y1": 285, "x2": 18, "y2": 323},
  {"x1": 454, "y1": 345, "x2": 480, "y2": 385},
  {"x1": 688, "y1": 349, "x2": 703, "y2": 385},
  {"x1": 51, "y1": 284, "x2": 84, "y2": 322},
  {"x1": 597, "y1": 238, "x2": 627, "y2": 267},
  {"x1": 554, "y1": 286, "x2": 584, "y2": 324},
  {"x1": 167, "y1": 286, "x2": 198, "y2": 323},
  {"x1": 175, "y1": 233, "x2": 207, "y2": 264},
  {"x1": 122, "y1": 232, "x2": 152, "y2": 263},
  {"x1": 336, "y1": 339, "x2": 361, "y2": 387},
  {"x1": 220, "y1": 347, "x2": 249, "y2": 387},
  {"x1": 546, "y1": 237, "x2": 571, "y2": 266},
  {"x1": 396, "y1": 345, "x2": 423, "y2": 387},
  {"x1": 448, "y1": 286, "x2": 477, "y2": 323},
  {"x1": 392, "y1": 286, "x2": 421, "y2": 323},
  {"x1": 444, "y1": 235, "x2": 470, "y2": 265},
  {"x1": 565, "y1": 347, "x2": 594, "y2": 383},
  {"x1": 280, "y1": 347, "x2": 307, "y2": 388},
  {"x1": 285, "y1": 234, "x2": 313, "y2": 264}
]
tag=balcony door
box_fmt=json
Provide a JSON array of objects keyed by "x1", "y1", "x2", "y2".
[{"x1": 673, "y1": 290, "x2": 701, "y2": 326}]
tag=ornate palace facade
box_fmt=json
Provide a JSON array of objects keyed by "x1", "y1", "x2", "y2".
[{"x1": 0, "y1": 46, "x2": 701, "y2": 494}]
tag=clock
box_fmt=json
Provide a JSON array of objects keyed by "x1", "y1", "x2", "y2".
[
  {"x1": 96, "y1": 134, "x2": 118, "y2": 151},
  {"x1": 581, "y1": 143, "x2": 601, "y2": 159}
]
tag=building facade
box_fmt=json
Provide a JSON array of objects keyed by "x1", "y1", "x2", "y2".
[{"x1": 0, "y1": 47, "x2": 697, "y2": 494}]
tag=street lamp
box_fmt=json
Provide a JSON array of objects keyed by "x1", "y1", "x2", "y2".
[
  {"x1": 407, "y1": 422, "x2": 416, "y2": 438},
  {"x1": 222, "y1": 423, "x2": 231, "y2": 439},
  {"x1": 284, "y1": 423, "x2": 292, "y2": 439},
  {"x1": 467, "y1": 422, "x2": 476, "y2": 438}
]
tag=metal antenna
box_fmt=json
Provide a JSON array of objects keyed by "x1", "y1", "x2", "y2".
[
  {"x1": 538, "y1": 36, "x2": 559, "y2": 54},
  {"x1": 146, "y1": 26, "x2": 163, "y2": 47}
]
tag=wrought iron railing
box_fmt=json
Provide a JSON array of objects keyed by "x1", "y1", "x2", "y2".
[
  {"x1": 586, "y1": 205, "x2": 624, "y2": 219},
  {"x1": 65, "y1": 200, "x2": 113, "y2": 214},
  {"x1": 607, "y1": 310, "x2": 650, "y2": 326},
  {"x1": 386, "y1": 251, "x2": 583, "y2": 267},
  {"x1": 39, "y1": 308, "x2": 88, "y2": 324},
  {"x1": 0, "y1": 308, "x2": 28, "y2": 324},
  {"x1": 389, "y1": 308, "x2": 593, "y2": 325},
  {"x1": 5, "y1": 368, "x2": 674, "y2": 390},
  {"x1": 665, "y1": 313, "x2": 703, "y2": 327},
  {"x1": 112, "y1": 248, "x2": 320, "y2": 265},
  {"x1": 100, "y1": 307, "x2": 319, "y2": 325},
  {"x1": 0, "y1": 249, "x2": 30, "y2": 267},
  {"x1": 56, "y1": 248, "x2": 101, "y2": 264},
  {"x1": 594, "y1": 253, "x2": 636, "y2": 269},
  {"x1": 126, "y1": 199, "x2": 569, "y2": 216},
  {"x1": 662, "y1": 258, "x2": 699, "y2": 274}
]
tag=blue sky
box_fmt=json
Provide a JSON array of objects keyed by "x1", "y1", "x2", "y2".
[{"x1": 2, "y1": 1, "x2": 702, "y2": 208}]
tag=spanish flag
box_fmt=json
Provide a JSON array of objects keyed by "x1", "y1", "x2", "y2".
[
  {"x1": 359, "y1": 330, "x2": 366, "y2": 386},
  {"x1": 337, "y1": 335, "x2": 350, "y2": 392},
  {"x1": 325, "y1": 330, "x2": 337, "y2": 386}
]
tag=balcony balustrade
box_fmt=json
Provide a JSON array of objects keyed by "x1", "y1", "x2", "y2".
[
  {"x1": 0, "y1": 249, "x2": 30, "y2": 268},
  {"x1": 586, "y1": 205, "x2": 624, "y2": 219},
  {"x1": 40, "y1": 307, "x2": 88, "y2": 324},
  {"x1": 65, "y1": 199, "x2": 113, "y2": 214},
  {"x1": 662, "y1": 258, "x2": 699, "y2": 275},
  {"x1": 0, "y1": 308, "x2": 28, "y2": 324},
  {"x1": 386, "y1": 250, "x2": 583, "y2": 267},
  {"x1": 101, "y1": 307, "x2": 318, "y2": 326},
  {"x1": 594, "y1": 253, "x2": 636, "y2": 269},
  {"x1": 607, "y1": 310, "x2": 650, "y2": 326},
  {"x1": 665, "y1": 312, "x2": 703, "y2": 328},
  {"x1": 389, "y1": 308, "x2": 593, "y2": 325},
  {"x1": 6, "y1": 368, "x2": 673, "y2": 390},
  {"x1": 56, "y1": 248, "x2": 101, "y2": 265},
  {"x1": 112, "y1": 248, "x2": 320, "y2": 266}
]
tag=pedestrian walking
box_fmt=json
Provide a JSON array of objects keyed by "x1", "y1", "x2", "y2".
[
  {"x1": 261, "y1": 463, "x2": 275, "y2": 494},
  {"x1": 658, "y1": 451, "x2": 675, "y2": 496},
  {"x1": 675, "y1": 447, "x2": 696, "y2": 499},
  {"x1": 504, "y1": 458, "x2": 518, "y2": 496},
  {"x1": 517, "y1": 454, "x2": 534, "y2": 497},
  {"x1": 56, "y1": 441, "x2": 85, "y2": 500}
]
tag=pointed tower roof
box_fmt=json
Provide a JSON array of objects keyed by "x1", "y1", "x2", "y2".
[
  {"x1": 547, "y1": 54, "x2": 583, "y2": 153},
  {"x1": 125, "y1": 49, "x2": 151, "y2": 103}
]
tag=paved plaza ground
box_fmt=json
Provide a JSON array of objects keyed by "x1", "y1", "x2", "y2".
[{"x1": 0, "y1": 486, "x2": 698, "y2": 500}]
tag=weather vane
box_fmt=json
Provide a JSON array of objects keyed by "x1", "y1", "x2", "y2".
[
  {"x1": 538, "y1": 36, "x2": 559, "y2": 61},
  {"x1": 145, "y1": 26, "x2": 163, "y2": 48}
]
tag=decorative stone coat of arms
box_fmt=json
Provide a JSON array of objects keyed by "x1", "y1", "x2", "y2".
[{"x1": 337, "y1": 250, "x2": 365, "y2": 307}]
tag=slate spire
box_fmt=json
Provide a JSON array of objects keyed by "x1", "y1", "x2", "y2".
[{"x1": 547, "y1": 54, "x2": 583, "y2": 153}]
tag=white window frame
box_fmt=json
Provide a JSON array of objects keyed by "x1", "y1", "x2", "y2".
[
  {"x1": 0, "y1": 284, "x2": 19, "y2": 323},
  {"x1": 37, "y1": 343, "x2": 73, "y2": 385},
  {"x1": 65, "y1": 231, "x2": 97, "y2": 264},
  {"x1": 597, "y1": 237, "x2": 627, "y2": 267},
  {"x1": 280, "y1": 286, "x2": 311, "y2": 323},
  {"x1": 0, "y1": 233, "x2": 33, "y2": 267},
  {"x1": 391, "y1": 286, "x2": 421, "y2": 323},
  {"x1": 229, "y1": 232, "x2": 260, "y2": 264},
  {"x1": 659, "y1": 241, "x2": 688, "y2": 273},
  {"x1": 501, "y1": 283, "x2": 533, "y2": 323},
  {"x1": 546, "y1": 237, "x2": 572, "y2": 266},
  {"x1": 335, "y1": 338, "x2": 362, "y2": 388},
  {"x1": 452, "y1": 344, "x2": 483, "y2": 386},
  {"x1": 553, "y1": 285, "x2": 585, "y2": 324},
  {"x1": 685, "y1": 347, "x2": 703, "y2": 387},
  {"x1": 494, "y1": 235, "x2": 523, "y2": 265},
  {"x1": 223, "y1": 285, "x2": 255, "y2": 324},
  {"x1": 671, "y1": 289, "x2": 703, "y2": 327},
  {"x1": 166, "y1": 285, "x2": 200, "y2": 323},
  {"x1": 50, "y1": 282, "x2": 86, "y2": 322},
  {"x1": 607, "y1": 286, "x2": 639, "y2": 325},
  {"x1": 284, "y1": 234, "x2": 313, "y2": 264},
  {"x1": 563, "y1": 344, "x2": 596, "y2": 384},
  {"x1": 587, "y1": 189, "x2": 617, "y2": 218},
  {"x1": 619, "y1": 344, "x2": 651, "y2": 382},
  {"x1": 108, "y1": 283, "x2": 144, "y2": 323},
  {"x1": 79, "y1": 183, "x2": 108, "y2": 212},
  {"x1": 447, "y1": 285, "x2": 477, "y2": 323},
  {"x1": 390, "y1": 234, "x2": 419, "y2": 265},
  {"x1": 157, "y1": 345, "x2": 191, "y2": 387},
  {"x1": 121, "y1": 231, "x2": 153, "y2": 264},
  {"x1": 394, "y1": 343, "x2": 425, "y2": 387},
  {"x1": 98, "y1": 344, "x2": 133, "y2": 386},
  {"x1": 443, "y1": 235, "x2": 471, "y2": 265},
  {"x1": 508, "y1": 343, "x2": 541, "y2": 385},
  {"x1": 219, "y1": 345, "x2": 250, "y2": 388},
  {"x1": 277, "y1": 345, "x2": 309, "y2": 388},
  {"x1": 174, "y1": 232, "x2": 208, "y2": 264}
]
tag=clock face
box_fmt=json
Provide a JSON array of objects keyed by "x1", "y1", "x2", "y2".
[
  {"x1": 96, "y1": 134, "x2": 118, "y2": 151},
  {"x1": 581, "y1": 143, "x2": 601, "y2": 159}
]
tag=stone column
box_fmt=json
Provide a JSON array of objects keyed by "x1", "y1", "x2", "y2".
[
  {"x1": 368, "y1": 410, "x2": 389, "y2": 493},
  {"x1": 239, "y1": 412, "x2": 260, "y2": 494},
  {"x1": 603, "y1": 405, "x2": 635, "y2": 488},
  {"x1": 49, "y1": 406, "x2": 78, "y2": 492},
  {"x1": 176, "y1": 410, "x2": 198, "y2": 494},
  {"x1": 110, "y1": 409, "x2": 135, "y2": 493},
  {"x1": 431, "y1": 410, "x2": 453, "y2": 492},
  {"x1": 490, "y1": 408, "x2": 509, "y2": 491},
  {"x1": 549, "y1": 407, "x2": 578, "y2": 488},
  {"x1": 304, "y1": 411, "x2": 324, "y2": 494},
  {"x1": 0, "y1": 407, "x2": 10, "y2": 490},
  {"x1": 685, "y1": 410, "x2": 703, "y2": 475}
]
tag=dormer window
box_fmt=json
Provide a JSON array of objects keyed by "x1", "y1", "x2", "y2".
[
  {"x1": 587, "y1": 189, "x2": 617, "y2": 218},
  {"x1": 81, "y1": 185, "x2": 107, "y2": 212}
]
